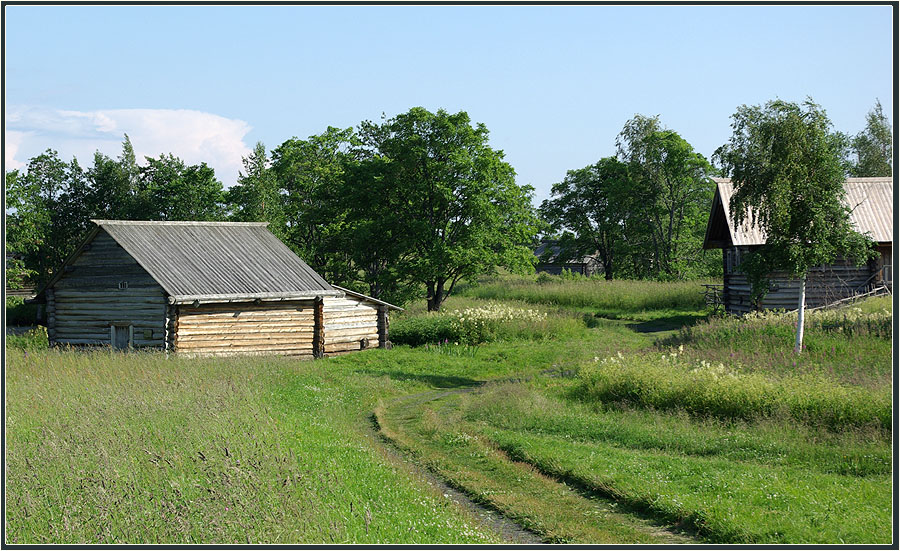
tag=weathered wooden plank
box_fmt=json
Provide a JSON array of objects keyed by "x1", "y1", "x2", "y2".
[
  {"x1": 325, "y1": 333, "x2": 379, "y2": 345},
  {"x1": 179, "y1": 350, "x2": 314, "y2": 359},
  {"x1": 176, "y1": 335, "x2": 314, "y2": 346},
  {"x1": 325, "y1": 310, "x2": 378, "y2": 323},
  {"x1": 326, "y1": 327, "x2": 380, "y2": 338},
  {"x1": 53, "y1": 290, "x2": 166, "y2": 300},
  {"x1": 180, "y1": 301, "x2": 315, "y2": 314},
  {"x1": 54, "y1": 308, "x2": 166, "y2": 318},
  {"x1": 54, "y1": 295, "x2": 166, "y2": 304},
  {"x1": 178, "y1": 342, "x2": 314, "y2": 353},
  {"x1": 325, "y1": 339, "x2": 379, "y2": 353},
  {"x1": 177, "y1": 325, "x2": 314, "y2": 336},
  {"x1": 178, "y1": 313, "x2": 314, "y2": 323},
  {"x1": 323, "y1": 320, "x2": 378, "y2": 331}
]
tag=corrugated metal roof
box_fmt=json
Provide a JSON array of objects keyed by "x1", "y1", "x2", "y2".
[
  {"x1": 534, "y1": 240, "x2": 599, "y2": 265},
  {"x1": 93, "y1": 220, "x2": 334, "y2": 300},
  {"x1": 711, "y1": 177, "x2": 893, "y2": 246}
]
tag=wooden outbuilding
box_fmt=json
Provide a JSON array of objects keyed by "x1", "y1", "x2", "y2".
[
  {"x1": 33, "y1": 220, "x2": 402, "y2": 356},
  {"x1": 702, "y1": 177, "x2": 893, "y2": 314},
  {"x1": 533, "y1": 240, "x2": 603, "y2": 277}
]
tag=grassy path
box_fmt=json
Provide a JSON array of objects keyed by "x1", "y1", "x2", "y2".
[{"x1": 375, "y1": 382, "x2": 694, "y2": 544}]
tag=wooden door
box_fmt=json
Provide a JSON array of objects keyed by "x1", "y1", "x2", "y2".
[{"x1": 112, "y1": 325, "x2": 131, "y2": 349}]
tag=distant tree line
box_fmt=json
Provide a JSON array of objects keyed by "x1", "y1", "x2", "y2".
[
  {"x1": 5, "y1": 101, "x2": 892, "y2": 307},
  {"x1": 540, "y1": 100, "x2": 892, "y2": 281},
  {"x1": 6, "y1": 107, "x2": 541, "y2": 311}
]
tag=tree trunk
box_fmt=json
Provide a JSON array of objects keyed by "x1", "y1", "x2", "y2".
[
  {"x1": 793, "y1": 275, "x2": 806, "y2": 355},
  {"x1": 427, "y1": 279, "x2": 445, "y2": 312}
]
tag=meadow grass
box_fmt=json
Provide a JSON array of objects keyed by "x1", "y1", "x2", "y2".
[
  {"x1": 571, "y1": 351, "x2": 891, "y2": 430},
  {"x1": 375, "y1": 392, "x2": 689, "y2": 544},
  {"x1": 461, "y1": 273, "x2": 710, "y2": 315},
  {"x1": 4, "y1": 325, "x2": 49, "y2": 350},
  {"x1": 412, "y1": 382, "x2": 890, "y2": 543},
  {"x1": 391, "y1": 298, "x2": 585, "y2": 346},
  {"x1": 4, "y1": 348, "x2": 500, "y2": 544},
  {"x1": 664, "y1": 298, "x2": 893, "y2": 387},
  {"x1": 5, "y1": 279, "x2": 892, "y2": 544}
]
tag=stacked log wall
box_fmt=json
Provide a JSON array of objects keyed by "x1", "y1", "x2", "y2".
[
  {"x1": 50, "y1": 231, "x2": 167, "y2": 348},
  {"x1": 322, "y1": 297, "x2": 379, "y2": 355},
  {"x1": 174, "y1": 300, "x2": 315, "y2": 358},
  {"x1": 723, "y1": 246, "x2": 876, "y2": 315}
]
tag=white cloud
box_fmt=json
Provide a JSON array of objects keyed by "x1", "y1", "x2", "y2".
[
  {"x1": 4, "y1": 106, "x2": 252, "y2": 187},
  {"x1": 4, "y1": 130, "x2": 28, "y2": 171}
]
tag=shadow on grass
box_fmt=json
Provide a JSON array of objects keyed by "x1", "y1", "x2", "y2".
[
  {"x1": 614, "y1": 312, "x2": 710, "y2": 334},
  {"x1": 353, "y1": 368, "x2": 482, "y2": 389}
]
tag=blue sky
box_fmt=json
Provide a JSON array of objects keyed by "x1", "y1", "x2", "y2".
[{"x1": 4, "y1": 4, "x2": 894, "y2": 203}]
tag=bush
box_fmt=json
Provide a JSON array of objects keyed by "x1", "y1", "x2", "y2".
[
  {"x1": 6, "y1": 296, "x2": 39, "y2": 326},
  {"x1": 391, "y1": 302, "x2": 584, "y2": 346},
  {"x1": 391, "y1": 315, "x2": 463, "y2": 347},
  {"x1": 6, "y1": 326, "x2": 49, "y2": 351},
  {"x1": 571, "y1": 350, "x2": 890, "y2": 431}
]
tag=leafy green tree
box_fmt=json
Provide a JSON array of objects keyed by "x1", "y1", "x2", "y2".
[
  {"x1": 339, "y1": 156, "x2": 423, "y2": 304},
  {"x1": 851, "y1": 99, "x2": 893, "y2": 177},
  {"x1": 5, "y1": 151, "x2": 90, "y2": 285},
  {"x1": 138, "y1": 154, "x2": 225, "y2": 221},
  {"x1": 616, "y1": 115, "x2": 715, "y2": 279},
  {"x1": 270, "y1": 127, "x2": 358, "y2": 280},
  {"x1": 358, "y1": 107, "x2": 541, "y2": 311},
  {"x1": 540, "y1": 157, "x2": 631, "y2": 280},
  {"x1": 226, "y1": 142, "x2": 287, "y2": 238},
  {"x1": 714, "y1": 99, "x2": 872, "y2": 353},
  {"x1": 85, "y1": 135, "x2": 142, "y2": 220}
]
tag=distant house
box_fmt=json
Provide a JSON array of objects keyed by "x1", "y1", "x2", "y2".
[
  {"x1": 32, "y1": 220, "x2": 402, "y2": 357},
  {"x1": 702, "y1": 177, "x2": 892, "y2": 314},
  {"x1": 533, "y1": 240, "x2": 602, "y2": 277}
]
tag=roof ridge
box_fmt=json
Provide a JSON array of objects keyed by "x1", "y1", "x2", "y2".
[{"x1": 92, "y1": 219, "x2": 269, "y2": 226}]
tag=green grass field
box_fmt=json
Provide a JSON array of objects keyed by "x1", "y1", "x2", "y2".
[{"x1": 5, "y1": 275, "x2": 893, "y2": 543}]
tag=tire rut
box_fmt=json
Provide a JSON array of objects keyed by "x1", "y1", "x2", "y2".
[{"x1": 374, "y1": 379, "x2": 696, "y2": 545}]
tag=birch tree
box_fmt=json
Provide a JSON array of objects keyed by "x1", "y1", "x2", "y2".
[{"x1": 714, "y1": 99, "x2": 872, "y2": 354}]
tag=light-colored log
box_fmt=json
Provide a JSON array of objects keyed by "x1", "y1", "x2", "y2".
[
  {"x1": 325, "y1": 333, "x2": 379, "y2": 345},
  {"x1": 177, "y1": 325, "x2": 314, "y2": 337},
  {"x1": 176, "y1": 336, "x2": 314, "y2": 346},
  {"x1": 323, "y1": 320, "x2": 378, "y2": 331},
  {"x1": 326, "y1": 327, "x2": 380, "y2": 338},
  {"x1": 178, "y1": 312, "x2": 314, "y2": 321}
]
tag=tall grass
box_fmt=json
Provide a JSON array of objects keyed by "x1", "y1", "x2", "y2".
[
  {"x1": 391, "y1": 300, "x2": 585, "y2": 346},
  {"x1": 4, "y1": 349, "x2": 498, "y2": 544},
  {"x1": 571, "y1": 351, "x2": 891, "y2": 431},
  {"x1": 666, "y1": 302, "x2": 893, "y2": 386},
  {"x1": 463, "y1": 273, "x2": 709, "y2": 313}
]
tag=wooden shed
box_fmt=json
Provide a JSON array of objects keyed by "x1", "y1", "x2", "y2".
[
  {"x1": 33, "y1": 220, "x2": 402, "y2": 357},
  {"x1": 702, "y1": 177, "x2": 893, "y2": 314},
  {"x1": 533, "y1": 240, "x2": 603, "y2": 277}
]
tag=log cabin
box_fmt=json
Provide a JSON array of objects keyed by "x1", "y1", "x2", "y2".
[
  {"x1": 702, "y1": 177, "x2": 893, "y2": 314},
  {"x1": 32, "y1": 220, "x2": 402, "y2": 357},
  {"x1": 533, "y1": 240, "x2": 603, "y2": 277}
]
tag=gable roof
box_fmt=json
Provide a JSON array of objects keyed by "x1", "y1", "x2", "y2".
[
  {"x1": 332, "y1": 285, "x2": 404, "y2": 311},
  {"x1": 41, "y1": 220, "x2": 340, "y2": 303},
  {"x1": 703, "y1": 177, "x2": 893, "y2": 249},
  {"x1": 534, "y1": 240, "x2": 600, "y2": 265}
]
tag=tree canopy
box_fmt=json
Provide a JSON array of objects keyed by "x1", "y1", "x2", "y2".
[
  {"x1": 713, "y1": 99, "x2": 873, "y2": 352},
  {"x1": 355, "y1": 107, "x2": 541, "y2": 310},
  {"x1": 851, "y1": 99, "x2": 893, "y2": 177}
]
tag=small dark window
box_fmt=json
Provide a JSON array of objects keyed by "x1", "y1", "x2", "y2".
[
  {"x1": 118, "y1": 281, "x2": 129, "y2": 290},
  {"x1": 360, "y1": 337, "x2": 369, "y2": 350}
]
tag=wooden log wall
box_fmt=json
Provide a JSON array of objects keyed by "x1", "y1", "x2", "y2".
[
  {"x1": 50, "y1": 231, "x2": 167, "y2": 348},
  {"x1": 723, "y1": 246, "x2": 876, "y2": 315},
  {"x1": 322, "y1": 297, "x2": 380, "y2": 356},
  {"x1": 174, "y1": 300, "x2": 316, "y2": 358}
]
